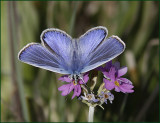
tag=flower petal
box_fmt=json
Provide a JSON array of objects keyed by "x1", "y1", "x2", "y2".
[
  {"x1": 72, "y1": 86, "x2": 78, "y2": 99},
  {"x1": 96, "y1": 66, "x2": 105, "y2": 72},
  {"x1": 58, "y1": 75, "x2": 71, "y2": 82},
  {"x1": 109, "y1": 67, "x2": 116, "y2": 81},
  {"x1": 81, "y1": 96, "x2": 88, "y2": 100},
  {"x1": 115, "y1": 86, "x2": 120, "y2": 92},
  {"x1": 76, "y1": 85, "x2": 81, "y2": 96},
  {"x1": 119, "y1": 78, "x2": 132, "y2": 85},
  {"x1": 108, "y1": 93, "x2": 114, "y2": 103},
  {"x1": 119, "y1": 83, "x2": 134, "y2": 93},
  {"x1": 58, "y1": 84, "x2": 69, "y2": 91},
  {"x1": 79, "y1": 74, "x2": 89, "y2": 84},
  {"x1": 118, "y1": 77, "x2": 132, "y2": 84},
  {"x1": 105, "y1": 61, "x2": 112, "y2": 71},
  {"x1": 102, "y1": 71, "x2": 110, "y2": 79},
  {"x1": 113, "y1": 61, "x2": 120, "y2": 69},
  {"x1": 83, "y1": 74, "x2": 89, "y2": 82},
  {"x1": 93, "y1": 99, "x2": 99, "y2": 102},
  {"x1": 118, "y1": 67, "x2": 128, "y2": 77},
  {"x1": 104, "y1": 78, "x2": 115, "y2": 90},
  {"x1": 58, "y1": 83, "x2": 74, "y2": 96}
]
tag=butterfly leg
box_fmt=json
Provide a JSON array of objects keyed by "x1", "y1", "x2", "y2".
[
  {"x1": 74, "y1": 74, "x2": 78, "y2": 85},
  {"x1": 78, "y1": 74, "x2": 85, "y2": 83},
  {"x1": 69, "y1": 74, "x2": 78, "y2": 85}
]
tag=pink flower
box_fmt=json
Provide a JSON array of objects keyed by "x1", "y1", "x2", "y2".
[
  {"x1": 99, "y1": 61, "x2": 134, "y2": 93},
  {"x1": 58, "y1": 73, "x2": 89, "y2": 99}
]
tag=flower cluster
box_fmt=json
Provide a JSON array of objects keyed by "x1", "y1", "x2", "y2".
[
  {"x1": 58, "y1": 73, "x2": 89, "y2": 99},
  {"x1": 98, "y1": 61, "x2": 134, "y2": 93},
  {"x1": 58, "y1": 61, "x2": 134, "y2": 107}
]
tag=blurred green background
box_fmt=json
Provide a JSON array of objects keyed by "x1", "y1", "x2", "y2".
[{"x1": 1, "y1": 1, "x2": 159, "y2": 122}]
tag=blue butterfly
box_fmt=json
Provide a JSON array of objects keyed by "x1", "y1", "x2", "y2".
[{"x1": 18, "y1": 26, "x2": 125, "y2": 82}]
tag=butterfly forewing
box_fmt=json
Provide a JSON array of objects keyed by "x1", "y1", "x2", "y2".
[
  {"x1": 77, "y1": 26, "x2": 108, "y2": 62},
  {"x1": 18, "y1": 43, "x2": 70, "y2": 74},
  {"x1": 41, "y1": 28, "x2": 74, "y2": 72},
  {"x1": 80, "y1": 35, "x2": 125, "y2": 73},
  {"x1": 74, "y1": 27, "x2": 108, "y2": 73}
]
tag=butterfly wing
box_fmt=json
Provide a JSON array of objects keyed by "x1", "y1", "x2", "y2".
[
  {"x1": 19, "y1": 28, "x2": 75, "y2": 74},
  {"x1": 74, "y1": 26, "x2": 108, "y2": 73},
  {"x1": 77, "y1": 26, "x2": 108, "y2": 61},
  {"x1": 40, "y1": 28, "x2": 74, "y2": 73},
  {"x1": 18, "y1": 43, "x2": 70, "y2": 74},
  {"x1": 77, "y1": 26, "x2": 125, "y2": 73},
  {"x1": 18, "y1": 27, "x2": 125, "y2": 75}
]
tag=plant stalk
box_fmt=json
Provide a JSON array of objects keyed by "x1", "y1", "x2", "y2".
[
  {"x1": 8, "y1": 1, "x2": 30, "y2": 121},
  {"x1": 69, "y1": 1, "x2": 78, "y2": 36},
  {"x1": 88, "y1": 106, "x2": 94, "y2": 122}
]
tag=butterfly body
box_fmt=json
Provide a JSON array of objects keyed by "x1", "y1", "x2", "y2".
[{"x1": 18, "y1": 26, "x2": 125, "y2": 79}]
